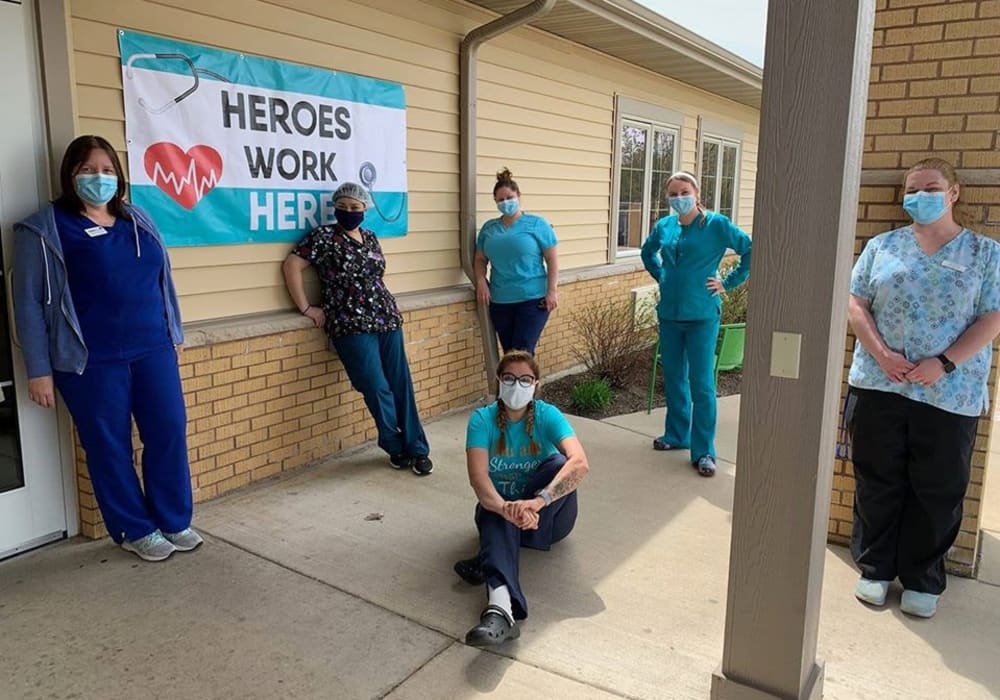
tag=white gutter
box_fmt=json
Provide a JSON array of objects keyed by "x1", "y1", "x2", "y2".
[
  {"x1": 568, "y1": 0, "x2": 763, "y2": 84},
  {"x1": 460, "y1": 0, "x2": 557, "y2": 385}
]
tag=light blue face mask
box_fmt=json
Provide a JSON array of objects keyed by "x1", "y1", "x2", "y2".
[
  {"x1": 75, "y1": 173, "x2": 118, "y2": 206},
  {"x1": 902, "y1": 190, "x2": 950, "y2": 225},
  {"x1": 497, "y1": 197, "x2": 519, "y2": 217},
  {"x1": 669, "y1": 195, "x2": 697, "y2": 216}
]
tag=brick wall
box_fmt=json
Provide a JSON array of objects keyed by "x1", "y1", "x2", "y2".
[
  {"x1": 76, "y1": 267, "x2": 649, "y2": 538},
  {"x1": 829, "y1": 0, "x2": 1000, "y2": 576}
]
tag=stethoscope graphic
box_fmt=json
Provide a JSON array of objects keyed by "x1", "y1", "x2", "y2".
[
  {"x1": 125, "y1": 53, "x2": 230, "y2": 114},
  {"x1": 358, "y1": 161, "x2": 405, "y2": 223}
]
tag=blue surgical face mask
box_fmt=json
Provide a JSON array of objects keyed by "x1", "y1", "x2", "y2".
[
  {"x1": 334, "y1": 208, "x2": 365, "y2": 231},
  {"x1": 902, "y1": 191, "x2": 949, "y2": 225},
  {"x1": 497, "y1": 198, "x2": 519, "y2": 216},
  {"x1": 669, "y1": 195, "x2": 697, "y2": 217},
  {"x1": 75, "y1": 173, "x2": 118, "y2": 206}
]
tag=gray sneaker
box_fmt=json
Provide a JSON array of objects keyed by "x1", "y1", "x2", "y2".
[
  {"x1": 163, "y1": 528, "x2": 204, "y2": 552},
  {"x1": 696, "y1": 455, "x2": 717, "y2": 477},
  {"x1": 121, "y1": 530, "x2": 176, "y2": 562}
]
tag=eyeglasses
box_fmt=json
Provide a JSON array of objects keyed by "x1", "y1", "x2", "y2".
[{"x1": 499, "y1": 373, "x2": 536, "y2": 388}]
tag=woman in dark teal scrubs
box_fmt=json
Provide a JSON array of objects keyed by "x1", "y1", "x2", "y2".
[{"x1": 641, "y1": 171, "x2": 752, "y2": 477}]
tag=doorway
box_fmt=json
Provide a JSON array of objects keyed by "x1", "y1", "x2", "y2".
[{"x1": 0, "y1": 0, "x2": 74, "y2": 559}]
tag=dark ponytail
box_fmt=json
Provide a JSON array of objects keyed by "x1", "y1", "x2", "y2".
[{"x1": 493, "y1": 167, "x2": 520, "y2": 197}]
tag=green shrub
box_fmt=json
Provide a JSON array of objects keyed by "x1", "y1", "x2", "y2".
[
  {"x1": 570, "y1": 378, "x2": 614, "y2": 411},
  {"x1": 719, "y1": 258, "x2": 749, "y2": 325}
]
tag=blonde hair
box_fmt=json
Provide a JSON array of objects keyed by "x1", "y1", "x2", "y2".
[
  {"x1": 903, "y1": 157, "x2": 972, "y2": 228},
  {"x1": 667, "y1": 171, "x2": 700, "y2": 190}
]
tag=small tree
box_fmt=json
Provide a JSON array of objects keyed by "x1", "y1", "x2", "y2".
[{"x1": 569, "y1": 297, "x2": 656, "y2": 388}]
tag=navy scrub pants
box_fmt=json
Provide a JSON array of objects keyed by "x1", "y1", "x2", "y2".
[
  {"x1": 53, "y1": 344, "x2": 192, "y2": 543},
  {"x1": 658, "y1": 317, "x2": 720, "y2": 463},
  {"x1": 331, "y1": 328, "x2": 429, "y2": 458},
  {"x1": 476, "y1": 453, "x2": 578, "y2": 620},
  {"x1": 489, "y1": 298, "x2": 550, "y2": 355},
  {"x1": 848, "y1": 387, "x2": 977, "y2": 594}
]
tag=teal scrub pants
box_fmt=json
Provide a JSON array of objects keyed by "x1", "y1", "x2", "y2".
[{"x1": 658, "y1": 317, "x2": 720, "y2": 464}]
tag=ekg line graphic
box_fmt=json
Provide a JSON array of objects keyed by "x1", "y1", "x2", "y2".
[{"x1": 150, "y1": 160, "x2": 220, "y2": 201}]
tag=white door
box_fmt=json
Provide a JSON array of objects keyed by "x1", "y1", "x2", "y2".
[{"x1": 0, "y1": 0, "x2": 71, "y2": 559}]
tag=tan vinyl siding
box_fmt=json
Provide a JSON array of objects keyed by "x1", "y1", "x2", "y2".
[{"x1": 69, "y1": 0, "x2": 759, "y2": 322}]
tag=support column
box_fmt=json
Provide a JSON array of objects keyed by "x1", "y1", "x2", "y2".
[{"x1": 711, "y1": 1, "x2": 876, "y2": 699}]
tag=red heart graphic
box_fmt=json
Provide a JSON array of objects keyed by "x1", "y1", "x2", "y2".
[{"x1": 143, "y1": 142, "x2": 223, "y2": 210}]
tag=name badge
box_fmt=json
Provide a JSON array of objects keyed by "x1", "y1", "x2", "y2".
[
  {"x1": 84, "y1": 226, "x2": 108, "y2": 238},
  {"x1": 941, "y1": 260, "x2": 966, "y2": 272}
]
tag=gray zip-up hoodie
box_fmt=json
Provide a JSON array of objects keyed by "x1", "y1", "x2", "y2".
[{"x1": 13, "y1": 203, "x2": 184, "y2": 378}]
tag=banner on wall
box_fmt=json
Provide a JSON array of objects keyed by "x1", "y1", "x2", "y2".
[{"x1": 118, "y1": 30, "x2": 408, "y2": 246}]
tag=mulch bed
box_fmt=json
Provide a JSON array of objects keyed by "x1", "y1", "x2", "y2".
[{"x1": 538, "y1": 344, "x2": 741, "y2": 420}]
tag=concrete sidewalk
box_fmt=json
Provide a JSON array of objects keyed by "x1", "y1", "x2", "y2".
[{"x1": 2, "y1": 397, "x2": 999, "y2": 699}]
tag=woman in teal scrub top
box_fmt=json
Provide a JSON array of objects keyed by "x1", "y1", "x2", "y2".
[
  {"x1": 474, "y1": 168, "x2": 559, "y2": 355},
  {"x1": 641, "y1": 171, "x2": 752, "y2": 477}
]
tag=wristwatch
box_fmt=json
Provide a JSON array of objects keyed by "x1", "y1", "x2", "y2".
[
  {"x1": 937, "y1": 353, "x2": 956, "y2": 374},
  {"x1": 535, "y1": 488, "x2": 553, "y2": 507}
]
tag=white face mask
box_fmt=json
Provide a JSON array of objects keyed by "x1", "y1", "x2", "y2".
[{"x1": 498, "y1": 381, "x2": 535, "y2": 410}]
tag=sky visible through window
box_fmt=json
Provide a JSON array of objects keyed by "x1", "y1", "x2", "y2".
[{"x1": 634, "y1": 0, "x2": 767, "y2": 68}]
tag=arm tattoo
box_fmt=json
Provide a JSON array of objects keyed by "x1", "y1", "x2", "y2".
[{"x1": 547, "y1": 467, "x2": 585, "y2": 500}]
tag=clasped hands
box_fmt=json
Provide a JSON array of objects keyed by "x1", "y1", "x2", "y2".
[
  {"x1": 879, "y1": 350, "x2": 945, "y2": 386},
  {"x1": 501, "y1": 497, "x2": 544, "y2": 530}
]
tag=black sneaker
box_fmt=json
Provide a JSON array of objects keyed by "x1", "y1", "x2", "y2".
[
  {"x1": 412, "y1": 455, "x2": 434, "y2": 476},
  {"x1": 453, "y1": 555, "x2": 484, "y2": 585},
  {"x1": 389, "y1": 454, "x2": 413, "y2": 470}
]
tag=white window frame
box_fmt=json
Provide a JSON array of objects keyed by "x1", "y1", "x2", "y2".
[
  {"x1": 610, "y1": 96, "x2": 684, "y2": 261},
  {"x1": 696, "y1": 118, "x2": 744, "y2": 222}
]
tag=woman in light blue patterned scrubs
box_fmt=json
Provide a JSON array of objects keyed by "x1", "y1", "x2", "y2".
[{"x1": 847, "y1": 158, "x2": 1000, "y2": 619}]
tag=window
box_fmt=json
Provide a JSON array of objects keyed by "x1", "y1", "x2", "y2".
[
  {"x1": 616, "y1": 120, "x2": 678, "y2": 252},
  {"x1": 699, "y1": 137, "x2": 739, "y2": 220}
]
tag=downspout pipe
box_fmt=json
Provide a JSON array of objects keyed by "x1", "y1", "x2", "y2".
[{"x1": 460, "y1": 0, "x2": 557, "y2": 388}]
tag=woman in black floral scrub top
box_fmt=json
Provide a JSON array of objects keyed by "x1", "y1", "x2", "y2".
[{"x1": 283, "y1": 182, "x2": 432, "y2": 476}]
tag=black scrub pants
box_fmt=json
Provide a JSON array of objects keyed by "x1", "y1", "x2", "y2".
[
  {"x1": 848, "y1": 387, "x2": 977, "y2": 594},
  {"x1": 476, "y1": 453, "x2": 578, "y2": 620}
]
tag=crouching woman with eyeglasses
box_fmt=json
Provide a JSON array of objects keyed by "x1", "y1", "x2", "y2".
[{"x1": 453, "y1": 350, "x2": 589, "y2": 646}]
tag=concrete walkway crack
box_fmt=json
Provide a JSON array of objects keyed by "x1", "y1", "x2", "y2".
[
  {"x1": 201, "y1": 528, "x2": 455, "y2": 638},
  {"x1": 203, "y1": 530, "x2": 636, "y2": 699},
  {"x1": 377, "y1": 640, "x2": 461, "y2": 699}
]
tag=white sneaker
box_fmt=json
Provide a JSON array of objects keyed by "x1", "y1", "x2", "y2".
[
  {"x1": 854, "y1": 577, "x2": 891, "y2": 606},
  {"x1": 122, "y1": 530, "x2": 176, "y2": 562},
  {"x1": 162, "y1": 528, "x2": 204, "y2": 552},
  {"x1": 900, "y1": 590, "x2": 939, "y2": 618}
]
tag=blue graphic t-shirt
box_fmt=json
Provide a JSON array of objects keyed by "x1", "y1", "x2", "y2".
[
  {"x1": 465, "y1": 399, "x2": 575, "y2": 498},
  {"x1": 476, "y1": 213, "x2": 557, "y2": 304},
  {"x1": 848, "y1": 227, "x2": 1000, "y2": 416}
]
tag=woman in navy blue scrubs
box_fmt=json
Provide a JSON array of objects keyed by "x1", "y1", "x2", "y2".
[{"x1": 14, "y1": 135, "x2": 198, "y2": 562}]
